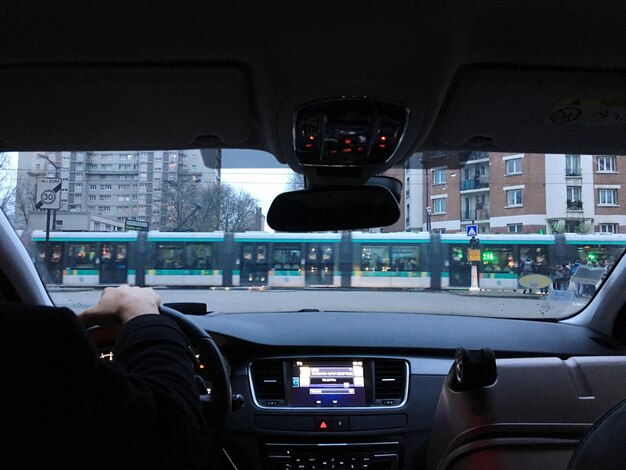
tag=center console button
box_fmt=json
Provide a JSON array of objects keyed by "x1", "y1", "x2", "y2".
[
  {"x1": 332, "y1": 416, "x2": 350, "y2": 431},
  {"x1": 314, "y1": 416, "x2": 331, "y2": 431}
]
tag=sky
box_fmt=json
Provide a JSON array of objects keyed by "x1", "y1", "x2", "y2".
[{"x1": 221, "y1": 167, "x2": 292, "y2": 217}]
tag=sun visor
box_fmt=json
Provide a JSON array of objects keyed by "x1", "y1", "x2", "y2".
[
  {"x1": 0, "y1": 66, "x2": 251, "y2": 151},
  {"x1": 435, "y1": 68, "x2": 626, "y2": 155}
]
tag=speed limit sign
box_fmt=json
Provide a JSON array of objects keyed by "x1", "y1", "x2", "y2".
[{"x1": 36, "y1": 178, "x2": 62, "y2": 210}]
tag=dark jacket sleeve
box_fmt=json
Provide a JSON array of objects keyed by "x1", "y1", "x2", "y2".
[{"x1": 0, "y1": 304, "x2": 211, "y2": 470}]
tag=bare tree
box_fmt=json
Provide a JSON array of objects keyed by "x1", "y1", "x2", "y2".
[
  {"x1": 287, "y1": 172, "x2": 306, "y2": 191},
  {"x1": 0, "y1": 153, "x2": 18, "y2": 223},
  {"x1": 194, "y1": 184, "x2": 259, "y2": 232},
  {"x1": 162, "y1": 177, "x2": 259, "y2": 232}
]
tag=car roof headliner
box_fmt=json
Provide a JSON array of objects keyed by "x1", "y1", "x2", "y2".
[{"x1": 1, "y1": 0, "x2": 625, "y2": 169}]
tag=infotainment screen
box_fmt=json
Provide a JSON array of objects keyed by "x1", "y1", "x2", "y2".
[{"x1": 289, "y1": 360, "x2": 367, "y2": 407}]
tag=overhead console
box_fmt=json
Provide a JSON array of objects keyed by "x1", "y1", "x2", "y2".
[{"x1": 293, "y1": 98, "x2": 409, "y2": 169}]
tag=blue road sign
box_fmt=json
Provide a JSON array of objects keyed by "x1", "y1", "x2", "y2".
[{"x1": 466, "y1": 225, "x2": 478, "y2": 237}]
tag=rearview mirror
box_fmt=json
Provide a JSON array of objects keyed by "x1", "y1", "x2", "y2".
[{"x1": 267, "y1": 185, "x2": 400, "y2": 232}]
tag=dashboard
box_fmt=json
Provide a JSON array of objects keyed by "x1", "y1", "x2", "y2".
[{"x1": 190, "y1": 311, "x2": 626, "y2": 470}]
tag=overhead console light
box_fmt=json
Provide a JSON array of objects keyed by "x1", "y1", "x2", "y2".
[{"x1": 293, "y1": 98, "x2": 409, "y2": 167}]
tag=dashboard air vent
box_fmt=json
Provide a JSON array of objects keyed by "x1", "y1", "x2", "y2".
[
  {"x1": 374, "y1": 360, "x2": 407, "y2": 406},
  {"x1": 251, "y1": 360, "x2": 286, "y2": 406}
]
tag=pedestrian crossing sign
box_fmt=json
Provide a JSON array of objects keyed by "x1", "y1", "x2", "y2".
[{"x1": 466, "y1": 225, "x2": 478, "y2": 237}]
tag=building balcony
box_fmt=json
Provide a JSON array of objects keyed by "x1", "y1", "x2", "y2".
[
  {"x1": 461, "y1": 208, "x2": 490, "y2": 221},
  {"x1": 461, "y1": 151, "x2": 490, "y2": 162},
  {"x1": 566, "y1": 199, "x2": 583, "y2": 211},
  {"x1": 85, "y1": 169, "x2": 139, "y2": 175},
  {"x1": 565, "y1": 168, "x2": 582, "y2": 176},
  {"x1": 460, "y1": 177, "x2": 489, "y2": 191}
]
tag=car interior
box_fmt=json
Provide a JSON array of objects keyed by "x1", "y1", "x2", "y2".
[{"x1": 2, "y1": 1, "x2": 626, "y2": 469}]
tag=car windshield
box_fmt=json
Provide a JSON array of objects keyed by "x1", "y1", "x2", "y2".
[{"x1": 1, "y1": 149, "x2": 624, "y2": 319}]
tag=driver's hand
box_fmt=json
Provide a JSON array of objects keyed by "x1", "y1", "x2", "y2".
[{"x1": 79, "y1": 285, "x2": 161, "y2": 326}]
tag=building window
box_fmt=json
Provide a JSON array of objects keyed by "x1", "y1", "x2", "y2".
[
  {"x1": 89, "y1": 184, "x2": 97, "y2": 190},
  {"x1": 99, "y1": 195, "x2": 111, "y2": 201},
  {"x1": 505, "y1": 158, "x2": 522, "y2": 175},
  {"x1": 565, "y1": 154, "x2": 581, "y2": 176},
  {"x1": 432, "y1": 197, "x2": 446, "y2": 214},
  {"x1": 565, "y1": 221, "x2": 581, "y2": 233},
  {"x1": 566, "y1": 186, "x2": 583, "y2": 210},
  {"x1": 597, "y1": 155, "x2": 616, "y2": 173},
  {"x1": 599, "y1": 223, "x2": 619, "y2": 234},
  {"x1": 506, "y1": 189, "x2": 523, "y2": 207},
  {"x1": 100, "y1": 184, "x2": 112, "y2": 190},
  {"x1": 89, "y1": 195, "x2": 96, "y2": 201},
  {"x1": 507, "y1": 223, "x2": 523, "y2": 233},
  {"x1": 99, "y1": 206, "x2": 111, "y2": 212},
  {"x1": 432, "y1": 169, "x2": 446, "y2": 185},
  {"x1": 598, "y1": 188, "x2": 618, "y2": 205}
]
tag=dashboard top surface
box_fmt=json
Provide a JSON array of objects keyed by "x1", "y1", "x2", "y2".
[{"x1": 194, "y1": 311, "x2": 624, "y2": 357}]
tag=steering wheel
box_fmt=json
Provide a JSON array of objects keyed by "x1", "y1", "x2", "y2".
[
  {"x1": 159, "y1": 306, "x2": 232, "y2": 465},
  {"x1": 86, "y1": 306, "x2": 231, "y2": 468}
]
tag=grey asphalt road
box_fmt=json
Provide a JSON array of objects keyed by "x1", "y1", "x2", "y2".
[{"x1": 50, "y1": 288, "x2": 587, "y2": 319}]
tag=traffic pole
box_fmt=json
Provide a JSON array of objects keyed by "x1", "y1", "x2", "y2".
[
  {"x1": 469, "y1": 263, "x2": 480, "y2": 293},
  {"x1": 44, "y1": 209, "x2": 51, "y2": 284}
]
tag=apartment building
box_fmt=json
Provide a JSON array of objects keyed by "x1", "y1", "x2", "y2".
[
  {"x1": 403, "y1": 152, "x2": 625, "y2": 234},
  {"x1": 17, "y1": 150, "x2": 221, "y2": 231}
]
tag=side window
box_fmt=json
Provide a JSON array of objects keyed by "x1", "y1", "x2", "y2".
[
  {"x1": 273, "y1": 246, "x2": 301, "y2": 270},
  {"x1": 390, "y1": 245, "x2": 421, "y2": 271},
  {"x1": 156, "y1": 243, "x2": 184, "y2": 269},
  {"x1": 481, "y1": 246, "x2": 515, "y2": 273},
  {"x1": 186, "y1": 244, "x2": 214, "y2": 269},
  {"x1": 67, "y1": 243, "x2": 97, "y2": 269},
  {"x1": 361, "y1": 245, "x2": 390, "y2": 271}
]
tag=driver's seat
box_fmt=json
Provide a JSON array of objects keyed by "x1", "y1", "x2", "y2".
[{"x1": 568, "y1": 399, "x2": 626, "y2": 470}]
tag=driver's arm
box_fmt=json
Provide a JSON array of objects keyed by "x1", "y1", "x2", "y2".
[
  {"x1": 82, "y1": 285, "x2": 212, "y2": 469},
  {"x1": 0, "y1": 286, "x2": 211, "y2": 470}
]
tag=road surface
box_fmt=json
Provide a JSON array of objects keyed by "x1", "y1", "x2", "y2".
[{"x1": 50, "y1": 288, "x2": 587, "y2": 320}]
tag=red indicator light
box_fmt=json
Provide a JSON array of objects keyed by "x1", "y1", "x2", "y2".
[
  {"x1": 330, "y1": 149, "x2": 337, "y2": 154},
  {"x1": 309, "y1": 135, "x2": 315, "y2": 141},
  {"x1": 344, "y1": 139, "x2": 352, "y2": 145},
  {"x1": 380, "y1": 135, "x2": 387, "y2": 141},
  {"x1": 357, "y1": 147, "x2": 364, "y2": 152},
  {"x1": 305, "y1": 143, "x2": 313, "y2": 149},
  {"x1": 319, "y1": 421, "x2": 328, "y2": 429},
  {"x1": 342, "y1": 148, "x2": 352, "y2": 153},
  {"x1": 378, "y1": 144, "x2": 386, "y2": 149}
]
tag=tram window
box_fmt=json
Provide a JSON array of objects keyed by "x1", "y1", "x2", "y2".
[
  {"x1": 519, "y1": 246, "x2": 549, "y2": 273},
  {"x1": 67, "y1": 243, "x2": 97, "y2": 269},
  {"x1": 361, "y1": 245, "x2": 390, "y2": 271},
  {"x1": 273, "y1": 246, "x2": 301, "y2": 270},
  {"x1": 157, "y1": 244, "x2": 184, "y2": 269},
  {"x1": 256, "y1": 245, "x2": 266, "y2": 262},
  {"x1": 573, "y1": 245, "x2": 623, "y2": 267},
  {"x1": 390, "y1": 246, "x2": 421, "y2": 271},
  {"x1": 187, "y1": 244, "x2": 213, "y2": 269},
  {"x1": 481, "y1": 246, "x2": 515, "y2": 273},
  {"x1": 242, "y1": 245, "x2": 253, "y2": 261},
  {"x1": 451, "y1": 247, "x2": 465, "y2": 262}
]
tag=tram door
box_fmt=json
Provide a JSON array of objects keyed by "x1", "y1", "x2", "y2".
[
  {"x1": 305, "y1": 244, "x2": 334, "y2": 285},
  {"x1": 100, "y1": 243, "x2": 128, "y2": 284},
  {"x1": 240, "y1": 243, "x2": 269, "y2": 285},
  {"x1": 37, "y1": 242, "x2": 64, "y2": 284},
  {"x1": 449, "y1": 246, "x2": 471, "y2": 287}
]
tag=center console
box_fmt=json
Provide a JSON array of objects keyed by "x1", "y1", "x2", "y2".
[{"x1": 248, "y1": 357, "x2": 410, "y2": 469}]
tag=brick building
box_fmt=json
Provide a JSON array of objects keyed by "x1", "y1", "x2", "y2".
[{"x1": 403, "y1": 152, "x2": 626, "y2": 234}]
